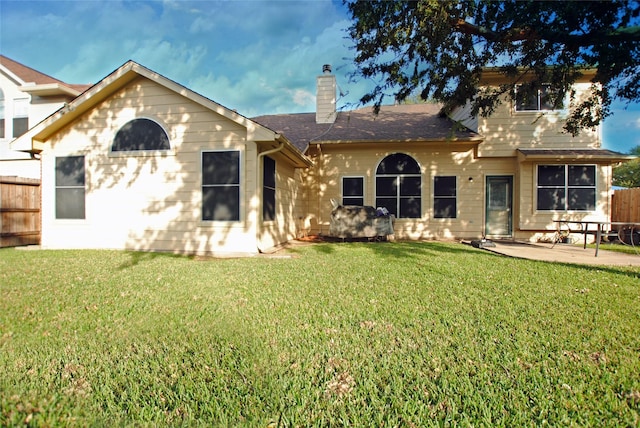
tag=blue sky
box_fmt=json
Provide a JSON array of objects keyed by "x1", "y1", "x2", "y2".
[{"x1": 1, "y1": 0, "x2": 638, "y2": 153}]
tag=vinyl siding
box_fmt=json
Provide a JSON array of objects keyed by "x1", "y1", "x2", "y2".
[
  {"x1": 304, "y1": 142, "x2": 494, "y2": 240},
  {"x1": 478, "y1": 82, "x2": 601, "y2": 157},
  {"x1": 40, "y1": 76, "x2": 264, "y2": 255}
]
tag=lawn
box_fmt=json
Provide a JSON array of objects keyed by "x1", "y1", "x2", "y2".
[{"x1": 1, "y1": 242, "x2": 639, "y2": 426}]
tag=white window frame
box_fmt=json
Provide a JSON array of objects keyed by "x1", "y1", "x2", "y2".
[
  {"x1": 341, "y1": 176, "x2": 365, "y2": 206},
  {"x1": 201, "y1": 149, "x2": 242, "y2": 222},
  {"x1": 536, "y1": 164, "x2": 597, "y2": 212}
]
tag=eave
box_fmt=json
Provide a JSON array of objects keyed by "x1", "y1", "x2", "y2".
[
  {"x1": 517, "y1": 149, "x2": 635, "y2": 163},
  {"x1": 19, "y1": 83, "x2": 83, "y2": 98}
]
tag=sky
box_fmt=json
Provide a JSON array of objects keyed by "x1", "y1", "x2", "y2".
[{"x1": 1, "y1": 0, "x2": 638, "y2": 154}]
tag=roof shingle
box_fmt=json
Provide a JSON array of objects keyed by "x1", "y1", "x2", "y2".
[{"x1": 253, "y1": 104, "x2": 481, "y2": 152}]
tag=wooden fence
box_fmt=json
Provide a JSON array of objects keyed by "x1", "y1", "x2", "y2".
[
  {"x1": 611, "y1": 187, "x2": 640, "y2": 223},
  {"x1": 0, "y1": 176, "x2": 41, "y2": 248}
]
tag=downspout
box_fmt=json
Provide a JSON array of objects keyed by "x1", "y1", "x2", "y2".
[{"x1": 256, "y1": 138, "x2": 285, "y2": 253}]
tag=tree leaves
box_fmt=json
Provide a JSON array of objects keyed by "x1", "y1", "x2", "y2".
[{"x1": 346, "y1": 0, "x2": 640, "y2": 135}]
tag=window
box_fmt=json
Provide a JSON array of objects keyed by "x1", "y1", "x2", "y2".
[
  {"x1": 515, "y1": 83, "x2": 563, "y2": 112},
  {"x1": 375, "y1": 153, "x2": 421, "y2": 218},
  {"x1": 433, "y1": 176, "x2": 457, "y2": 218},
  {"x1": 0, "y1": 89, "x2": 5, "y2": 139},
  {"x1": 55, "y1": 156, "x2": 86, "y2": 219},
  {"x1": 112, "y1": 118, "x2": 170, "y2": 151},
  {"x1": 202, "y1": 151, "x2": 240, "y2": 221},
  {"x1": 13, "y1": 98, "x2": 29, "y2": 138},
  {"x1": 263, "y1": 156, "x2": 276, "y2": 221},
  {"x1": 342, "y1": 176, "x2": 364, "y2": 206},
  {"x1": 537, "y1": 165, "x2": 596, "y2": 211}
]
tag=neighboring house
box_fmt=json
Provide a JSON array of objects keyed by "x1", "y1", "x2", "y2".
[
  {"x1": 0, "y1": 55, "x2": 90, "y2": 178},
  {"x1": 11, "y1": 60, "x2": 633, "y2": 254}
]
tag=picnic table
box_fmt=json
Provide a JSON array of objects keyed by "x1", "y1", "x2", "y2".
[{"x1": 553, "y1": 220, "x2": 639, "y2": 257}]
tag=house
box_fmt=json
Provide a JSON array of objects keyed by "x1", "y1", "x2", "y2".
[
  {"x1": 255, "y1": 67, "x2": 633, "y2": 242},
  {"x1": 12, "y1": 61, "x2": 311, "y2": 254},
  {"x1": 10, "y1": 60, "x2": 633, "y2": 255},
  {"x1": 0, "y1": 55, "x2": 90, "y2": 178}
]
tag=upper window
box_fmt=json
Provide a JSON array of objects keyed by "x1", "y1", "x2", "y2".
[
  {"x1": 0, "y1": 89, "x2": 5, "y2": 139},
  {"x1": 13, "y1": 98, "x2": 29, "y2": 138},
  {"x1": 342, "y1": 176, "x2": 364, "y2": 206},
  {"x1": 202, "y1": 150, "x2": 240, "y2": 221},
  {"x1": 375, "y1": 153, "x2": 421, "y2": 218},
  {"x1": 263, "y1": 156, "x2": 276, "y2": 222},
  {"x1": 55, "y1": 156, "x2": 86, "y2": 219},
  {"x1": 433, "y1": 176, "x2": 457, "y2": 218},
  {"x1": 515, "y1": 84, "x2": 563, "y2": 112},
  {"x1": 537, "y1": 165, "x2": 596, "y2": 211},
  {"x1": 112, "y1": 118, "x2": 170, "y2": 152}
]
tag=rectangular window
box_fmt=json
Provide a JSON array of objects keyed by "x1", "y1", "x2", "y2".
[
  {"x1": 537, "y1": 165, "x2": 596, "y2": 211},
  {"x1": 342, "y1": 176, "x2": 364, "y2": 206},
  {"x1": 515, "y1": 84, "x2": 562, "y2": 112},
  {"x1": 13, "y1": 98, "x2": 29, "y2": 138},
  {"x1": 433, "y1": 176, "x2": 457, "y2": 218},
  {"x1": 55, "y1": 156, "x2": 86, "y2": 219},
  {"x1": 202, "y1": 151, "x2": 240, "y2": 221},
  {"x1": 263, "y1": 156, "x2": 276, "y2": 221}
]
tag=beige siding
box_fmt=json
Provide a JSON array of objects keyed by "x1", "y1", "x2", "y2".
[
  {"x1": 41, "y1": 76, "x2": 264, "y2": 255},
  {"x1": 478, "y1": 83, "x2": 601, "y2": 157},
  {"x1": 517, "y1": 162, "x2": 612, "y2": 242},
  {"x1": 304, "y1": 143, "x2": 495, "y2": 240},
  {"x1": 258, "y1": 156, "x2": 303, "y2": 250}
]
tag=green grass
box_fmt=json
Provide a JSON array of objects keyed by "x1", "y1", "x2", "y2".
[{"x1": 1, "y1": 242, "x2": 639, "y2": 426}]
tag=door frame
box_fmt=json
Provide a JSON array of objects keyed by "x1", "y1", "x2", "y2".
[{"x1": 485, "y1": 175, "x2": 513, "y2": 238}]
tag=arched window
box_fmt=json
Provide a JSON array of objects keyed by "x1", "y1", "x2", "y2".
[
  {"x1": 375, "y1": 153, "x2": 421, "y2": 218},
  {"x1": 0, "y1": 89, "x2": 5, "y2": 139},
  {"x1": 112, "y1": 118, "x2": 170, "y2": 152}
]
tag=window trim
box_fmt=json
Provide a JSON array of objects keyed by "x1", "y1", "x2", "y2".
[
  {"x1": 111, "y1": 117, "x2": 171, "y2": 154},
  {"x1": 536, "y1": 164, "x2": 597, "y2": 212},
  {"x1": 12, "y1": 98, "x2": 29, "y2": 138},
  {"x1": 514, "y1": 83, "x2": 566, "y2": 113},
  {"x1": 341, "y1": 176, "x2": 365, "y2": 206},
  {"x1": 0, "y1": 89, "x2": 5, "y2": 139},
  {"x1": 55, "y1": 155, "x2": 86, "y2": 220},
  {"x1": 201, "y1": 149, "x2": 242, "y2": 223},
  {"x1": 263, "y1": 155, "x2": 276, "y2": 222},
  {"x1": 433, "y1": 175, "x2": 457, "y2": 219},
  {"x1": 374, "y1": 153, "x2": 422, "y2": 219}
]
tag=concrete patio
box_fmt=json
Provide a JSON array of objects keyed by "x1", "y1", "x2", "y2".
[{"x1": 475, "y1": 240, "x2": 640, "y2": 266}]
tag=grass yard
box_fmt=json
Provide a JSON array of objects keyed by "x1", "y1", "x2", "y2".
[{"x1": 1, "y1": 242, "x2": 639, "y2": 426}]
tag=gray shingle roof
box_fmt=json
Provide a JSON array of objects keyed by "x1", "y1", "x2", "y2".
[{"x1": 253, "y1": 104, "x2": 482, "y2": 153}]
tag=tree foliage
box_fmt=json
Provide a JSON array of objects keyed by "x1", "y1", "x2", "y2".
[
  {"x1": 346, "y1": 0, "x2": 640, "y2": 135},
  {"x1": 613, "y1": 145, "x2": 640, "y2": 187}
]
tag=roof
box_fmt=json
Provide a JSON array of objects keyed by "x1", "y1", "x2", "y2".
[
  {"x1": 252, "y1": 103, "x2": 482, "y2": 152},
  {"x1": 10, "y1": 60, "x2": 312, "y2": 168},
  {"x1": 517, "y1": 149, "x2": 635, "y2": 163},
  {"x1": 0, "y1": 55, "x2": 91, "y2": 96}
]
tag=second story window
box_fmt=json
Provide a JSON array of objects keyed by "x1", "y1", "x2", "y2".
[
  {"x1": 13, "y1": 98, "x2": 29, "y2": 138},
  {"x1": 0, "y1": 89, "x2": 5, "y2": 139},
  {"x1": 515, "y1": 84, "x2": 563, "y2": 112}
]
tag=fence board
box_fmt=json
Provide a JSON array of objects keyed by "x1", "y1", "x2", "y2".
[
  {"x1": 0, "y1": 176, "x2": 41, "y2": 247},
  {"x1": 612, "y1": 188, "x2": 640, "y2": 223}
]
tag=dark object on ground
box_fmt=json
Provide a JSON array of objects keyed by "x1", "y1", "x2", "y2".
[{"x1": 471, "y1": 239, "x2": 496, "y2": 248}]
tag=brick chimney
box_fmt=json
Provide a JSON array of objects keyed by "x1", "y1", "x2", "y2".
[{"x1": 316, "y1": 64, "x2": 337, "y2": 124}]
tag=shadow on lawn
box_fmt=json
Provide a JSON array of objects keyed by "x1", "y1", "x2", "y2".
[
  {"x1": 303, "y1": 238, "x2": 481, "y2": 259},
  {"x1": 118, "y1": 250, "x2": 193, "y2": 270}
]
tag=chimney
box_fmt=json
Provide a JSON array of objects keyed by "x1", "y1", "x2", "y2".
[{"x1": 316, "y1": 64, "x2": 337, "y2": 124}]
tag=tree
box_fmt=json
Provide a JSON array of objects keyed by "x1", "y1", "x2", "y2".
[
  {"x1": 346, "y1": 0, "x2": 640, "y2": 135},
  {"x1": 613, "y1": 145, "x2": 640, "y2": 187}
]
